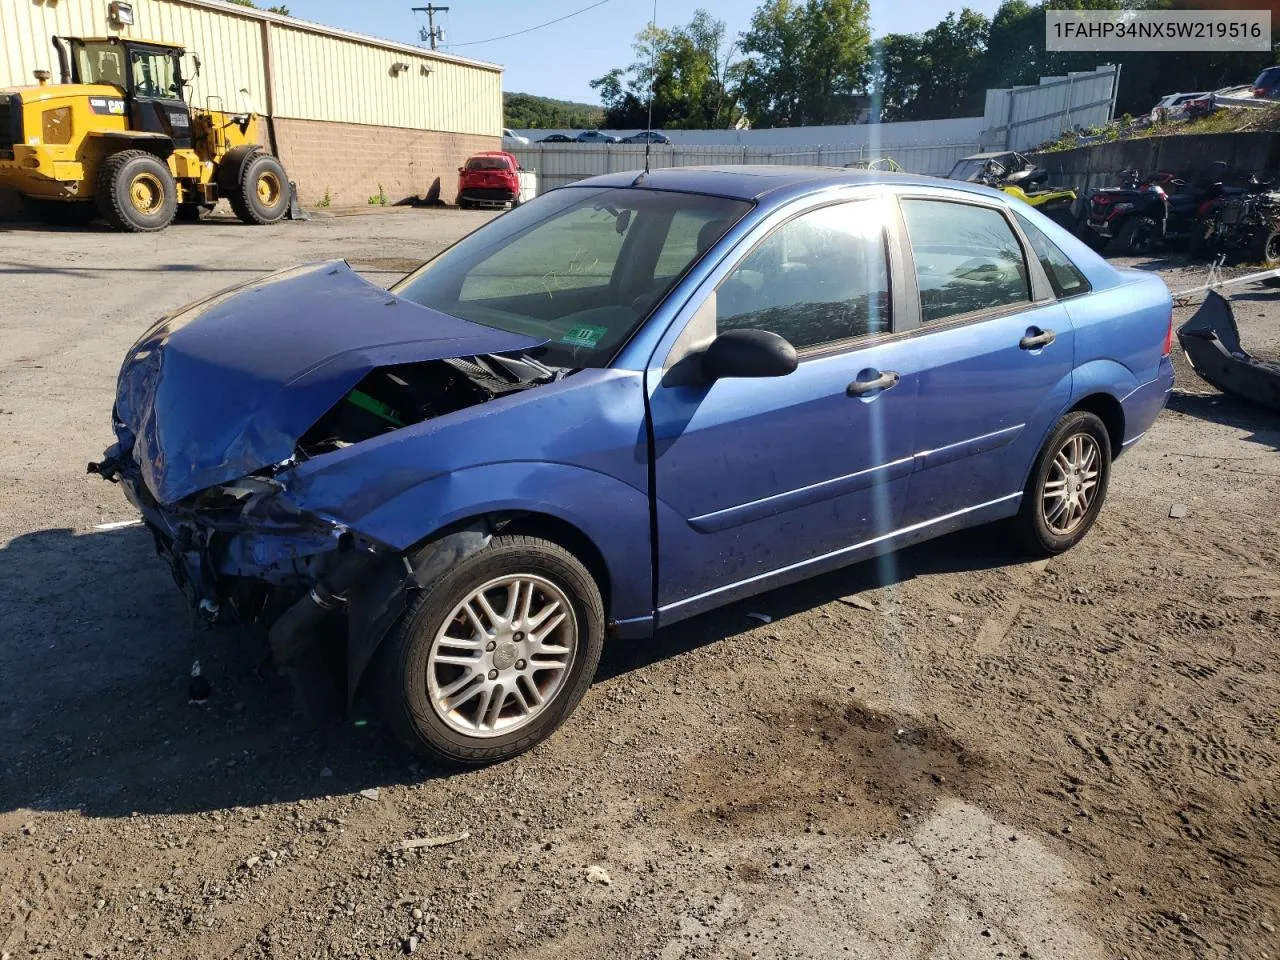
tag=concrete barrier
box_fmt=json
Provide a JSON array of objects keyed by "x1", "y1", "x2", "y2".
[{"x1": 1030, "y1": 131, "x2": 1280, "y2": 189}]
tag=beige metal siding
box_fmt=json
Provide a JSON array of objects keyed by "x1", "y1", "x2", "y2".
[
  {"x1": 1, "y1": 0, "x2": 267, "y2": 111},
  {"x1": 270, "y1": 26, "x2": 500, "y2": 135},
  {"x1": 2, "y1": 0, "x2": 500, "y2": 134}
]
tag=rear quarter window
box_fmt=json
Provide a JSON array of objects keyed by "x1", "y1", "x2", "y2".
[{"x1": 1014, "y1": 213, "x2": 1091, "y2": 300}]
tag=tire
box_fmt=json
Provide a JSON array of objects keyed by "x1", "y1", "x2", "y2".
[
  {"x1": 370, "y1": 534, "x2": 605, "y2": 766},
  {"x1": 94, "y1": 151, "x2": 177, "y2": 233},
  {"x1": 24, "y1": 198, "x2": 97, "y2": 227},
  {"x1": 1075, "y1": 223, "x2": 1110, "y2": 252},
  {"x1": 226, "y1": 152, "x2": 290, "y2": 225},
  {"x1": 1116, "y1": 215, "x2": 1159, "y2": 255},
  {"x1": 1245, "y1": 226, "x2": 1280, "y2": 266},
  {"x1": 1013, "y1": 411, "x2": 1112, "y2": 556},
  {"x1": 457, "y1": 197, "x2": 472, "y2": 210}
]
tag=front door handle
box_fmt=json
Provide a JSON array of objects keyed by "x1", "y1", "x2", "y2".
[
  {"x1": 1020, "y1": 328, "x2": 1056, "y2": 350},
  {"x1": 847, "y1": 370, "x2": 900, "y2": 396}
]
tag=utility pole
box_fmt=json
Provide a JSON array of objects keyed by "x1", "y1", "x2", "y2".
[{"x1": 412, "y1": 5, "x2": 449, "y2": 50}]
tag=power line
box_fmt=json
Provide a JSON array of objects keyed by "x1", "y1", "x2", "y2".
[{"x1": 445, "y1": 0, "x2": 614, "y2": 48}]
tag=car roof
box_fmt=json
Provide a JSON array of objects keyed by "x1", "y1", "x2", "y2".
[{"x1": 565, "y1": 165, "x2": 997, "y2": 202}]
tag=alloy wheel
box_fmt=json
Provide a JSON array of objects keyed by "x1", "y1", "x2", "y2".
[
  {"x1": 1041, "y1": 432, "x2": 1101, "y2": 536},
  {"x1": 426, "y1": 574, "x2": 577, "y2": 738}
]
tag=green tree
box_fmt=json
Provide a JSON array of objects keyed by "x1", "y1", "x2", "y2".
[
  {"x1": 591, "y1": 10, "x2": 740, "y2": 129},
  {"x1": 866, "y1": 33, "x2": 924, "y2": 122},
  {"x1": 503, "y1": 93, "x2": 603, "y2": 130},
  {"x1": 735, "y1": 0, "x2": 872, "y2": 126},
  {"x1": 226, "y1": 0, "x2": 291, "y2": 15},
  {"x1": 910, "y1": 8, "x2": 991, "y2": 120}
]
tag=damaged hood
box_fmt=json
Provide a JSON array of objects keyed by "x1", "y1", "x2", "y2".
[{"x1": 116, "y1": 260, "x2": 545, "y2": 505}]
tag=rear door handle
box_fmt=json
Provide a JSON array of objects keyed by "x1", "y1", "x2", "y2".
[
  {"x1": 847, "y1": 370, "x2": 900, "y2": 396},
  {"x1": 1020, "y1": 328, "x2": 1056, "y2": 350}
]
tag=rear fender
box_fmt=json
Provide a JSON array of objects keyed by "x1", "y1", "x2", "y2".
[{"x1": 216, "y1": 143, "x2": 262, "y2": 194}]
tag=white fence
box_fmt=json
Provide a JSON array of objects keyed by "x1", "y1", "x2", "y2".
[
  {"x1": 508, "y1": 66, "x2": 1119, "y2": 193},
  {"x1": 981, "y1": 65, "x2": 1120, "y2": 151},
  {"x1": 510, "y1": 119, "x2": 985, "y2": 194}
]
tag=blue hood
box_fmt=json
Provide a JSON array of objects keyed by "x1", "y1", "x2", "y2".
[{"x1": 115, "y1": 260, "x2": 544, "y2": 505}]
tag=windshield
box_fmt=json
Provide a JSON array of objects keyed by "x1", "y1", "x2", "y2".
[
  {"x1": 129, "y1": 48, "x2": 182, "y2": 99},
  {"x1": 394, "y1": 187, "x2": 752, "y2": 368},
  {"x1": 948, "y1": 158, "x2": 989, "y2": 182},
  {"x1": 74, "y1": 42, "x2": 127, "y2": 89},
  {"x1": 466, "y1": 157, "x2": 511, "y2": 171}
]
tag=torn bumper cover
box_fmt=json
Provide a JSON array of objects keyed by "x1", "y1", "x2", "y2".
[{"x1": 90, "y1": 442, "x2": 493, "y2": 701}]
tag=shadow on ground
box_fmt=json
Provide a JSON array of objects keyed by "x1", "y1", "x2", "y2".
[
  {"x1": 1167, "y1": 389, "x2": 1280, "y2": 451},
  {"x1": 0, "y1": 520, "x2": 1027, "y2": 819}
]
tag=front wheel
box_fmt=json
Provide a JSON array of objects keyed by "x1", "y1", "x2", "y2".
[
  {"x1": 370, "y1": 535, "x2": 605, "y2": 766},
  {"x1": 95, "y1": 150, "x2": 177, "y2": 232},
  {"x1": 1246, "y1": 226, "x2": 1280, "y2": 266},
  {"x1": 227, "y1": 152, "x2": 290, "y2": 225},
  {"x1": 1116, "y1": 215, "x2": 1159, "y2": 255},
  {"x1": 1013, "y1": 411, "x2": 1112, "y2": 555}
]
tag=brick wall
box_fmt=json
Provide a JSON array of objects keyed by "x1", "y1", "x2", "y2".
[{"x1": 272, "y1": 118, "x2": 499, "y2": 207}]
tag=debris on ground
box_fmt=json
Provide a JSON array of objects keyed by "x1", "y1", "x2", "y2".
[
  {"x1": 392, "y1": 831, "x2": 470, "y2": 852},
  {"x1": 839, "y1": 595, "x2": 876, "y2": 611},
  {"x1": 746, "y1": 612, "x2": 773, "y2": 624},
  {"x1": 1169, "y1": 503, "x2": 1189, "y2": 518},
  {"x1": 585, "y1": 865, "x2": 612, "y2": 885}
]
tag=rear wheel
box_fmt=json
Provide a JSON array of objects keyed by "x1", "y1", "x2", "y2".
[
  {"x1": 226, "y1": 152, "x2": 290, "y2": 225},
  {"x1": 95, "y1": 150, "x2": 177, "y2": 232},
  {"x1": 1116, "y1": 215, "x2": 1159, "y2": 255},
  {"x1": 1246, "y1": 226, "x2": 1280, "y2": 266},
  {"x1": 370, "y1": 535, "x2": 605, "y2": 766},
  {"x1": 24, "y1": 198, "x2": 97, "y2": 227},
  {"x1": 1013, "y1": 411, "x2": 1112, "y2": 555}
]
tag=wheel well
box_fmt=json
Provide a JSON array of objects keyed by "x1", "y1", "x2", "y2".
[
  {"x1": 493, "y1": 512, "x2": 612, "y2": 616},
  {"x1": 1070, "y1": 393, "x2": 1125, "y2": 458}
]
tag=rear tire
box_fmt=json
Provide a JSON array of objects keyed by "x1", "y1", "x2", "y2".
[
  {"x1": 1013, "y1": 411, "x2": 1112, "y2": 556},
  {"x1": 24, "y1": 198, "x2": 97, "y2": 227},
  {"x1": 226, "y1": 152, "x2": 290, "y2": 225},
  {"x1": 1246, "y1": 226, "x2": 1280, "y2": 266},
  {"x1": 95, "y1": 150, "x2": 177, "y2": 233},
  {"x1": 1116, "y1": 216, "x2": 1159, "y2": 255},
  {"x1": 369, "y1": 534, "x2": 605, "y2": 767}
]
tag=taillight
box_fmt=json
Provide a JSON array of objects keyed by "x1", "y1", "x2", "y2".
[{"x1": 1161, "y1": 308, "x2": 1173, "y2": 357}]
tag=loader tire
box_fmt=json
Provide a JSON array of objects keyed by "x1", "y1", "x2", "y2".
[
  {"x1": 227, "y1": 152, "x2": 290, "y2": 225},
  {"x1": 95, "y1": 150, "x2": 177, "y2": 233}
]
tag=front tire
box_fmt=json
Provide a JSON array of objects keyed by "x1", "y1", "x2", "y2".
[
  {"x1": 370, "y1": 535, "x2": 605, "y2": 766},
  {"x1": 95, "y1": 150, "x2": 177, "y2": 232},
  {"x1": 1246, "y1": 226, "x2": 1280, "y2": 266},
  {"x1": 227, "y1": 152, "x2": 290, "y2": 225},
  {"x1": 1117, "y1": 215, "x2": 1159, "y2": 255},
  {"x1": 1013, "y1": 411, "x2": 1112, "y2": 555}
]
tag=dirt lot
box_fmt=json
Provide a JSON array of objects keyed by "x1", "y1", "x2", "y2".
[{"x1": 1, "y1": 210, "x2": 1277, "y2": 960}]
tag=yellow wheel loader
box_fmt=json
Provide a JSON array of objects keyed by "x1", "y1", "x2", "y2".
[{"x1": 0, "y1": 35, "x2": 291, "y2": 232}]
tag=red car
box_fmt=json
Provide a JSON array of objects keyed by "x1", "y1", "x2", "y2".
[{"x1": 456, "y1": 151, "x2": 522, "y2": 209}]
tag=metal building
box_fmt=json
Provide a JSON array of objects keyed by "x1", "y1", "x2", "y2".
[{"x1": 1, "y1": 0, "x2": 502, "y2": 204}]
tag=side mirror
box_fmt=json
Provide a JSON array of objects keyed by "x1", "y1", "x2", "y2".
[
  {"x1": 458, "y1": 166, "x2": 464, "y2": 173},
  {"x1": 702, "y1": 328, "x2": 797, "y2": 380}
]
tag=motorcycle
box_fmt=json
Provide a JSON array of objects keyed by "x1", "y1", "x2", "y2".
[
  {"x1": 1086, "y1": 167, "x2": 1224, "y2": 255},
  {"x1": 1197, "y1": 174, "x2": 1280, "y2": 265}
]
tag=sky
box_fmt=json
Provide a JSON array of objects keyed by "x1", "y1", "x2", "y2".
[{"x1": 278, "y1": 0, "x2": 1007, "y2": 102}]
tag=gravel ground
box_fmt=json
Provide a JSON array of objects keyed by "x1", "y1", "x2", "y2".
[{"x1": 1, "y1": 211, "x2": 1277, "y2": 960}]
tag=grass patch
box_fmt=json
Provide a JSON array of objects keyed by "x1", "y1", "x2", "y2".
[{"x1": 1037, "y1": 104, "x2": 1280, "y2": 153}]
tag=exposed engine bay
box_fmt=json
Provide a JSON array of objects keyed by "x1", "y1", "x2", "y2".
[{"x1": 297, "y1": 353, "x2": 563, "y2": 458}]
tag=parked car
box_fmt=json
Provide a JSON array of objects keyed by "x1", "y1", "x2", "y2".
[
  {"x1": 502, "y1": 128, "x2": 530, "y2": 146},
  {"x1": 538, "y1": 134, "x2": 574, "y2": 143},
  {"x1": 455, "y1": 151, "x2": 523, "y2": 209},
  {"x1": 845, "y1": 157, "x2": 904, "y2": 172},
  {"x1": 574, "y1": 130, "x2": 620, "y2": 143},
  {"x1": 92, "y1": 167, "x2": 1174, "y2": 765},
  {"x1": 1149, "y1": 92, "x2": 1210, "y2": 121},
  {"x1": 1253, "y1": 66, "x2": 1280, "y2": 99},
  {"x1": 622, "y1": 130, "x2": 671, "y2": 144}
]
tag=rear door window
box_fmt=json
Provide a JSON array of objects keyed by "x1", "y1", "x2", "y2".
[
  {"x1": 899, "y1": 198, "x2": 1030, "y2": 324},
  {"x1": 1014, "y1": 213, "x2": 1091, "y2": 299}
]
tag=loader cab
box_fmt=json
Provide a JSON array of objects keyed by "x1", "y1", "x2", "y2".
[{"x1": 65, "y1": 37, "x2": 193, "y2": 150}]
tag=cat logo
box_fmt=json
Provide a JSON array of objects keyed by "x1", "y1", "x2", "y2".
[{"x1": 88, "y1": 97, "x2": 127, "y2": 116}]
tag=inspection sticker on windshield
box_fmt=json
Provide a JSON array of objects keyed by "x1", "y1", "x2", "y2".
[{"x1": 560, "y1": 324, "x2": 607, "y2": 348}]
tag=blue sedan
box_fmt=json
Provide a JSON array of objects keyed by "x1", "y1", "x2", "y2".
[{"x1": 93, "y1": 167, "x2": 1175, "y2": 764}]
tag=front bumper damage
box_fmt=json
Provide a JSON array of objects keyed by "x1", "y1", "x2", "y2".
[{"x1": 89, "y1": 442, "x2": 491, "y2": 711}]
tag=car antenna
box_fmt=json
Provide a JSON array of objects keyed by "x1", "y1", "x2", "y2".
[{"x1": 639, "y1": 0, "x2": 658, "y2": 180}]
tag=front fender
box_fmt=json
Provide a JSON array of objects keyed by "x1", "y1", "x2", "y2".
[{"x1": 333, "y1": 461, "x2": 653, "y2": 623}]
